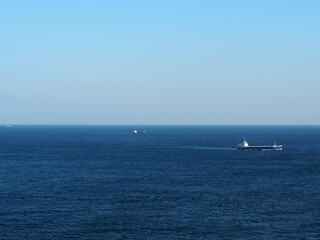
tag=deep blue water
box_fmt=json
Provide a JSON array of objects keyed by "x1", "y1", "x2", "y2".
[{"x1": 1, "y1": 125, "x2": 320, "y2": 239}]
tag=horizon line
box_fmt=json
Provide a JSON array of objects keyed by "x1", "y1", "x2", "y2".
[{"x1": 2, "y1": 123, "x2": 320, "y2": 127}]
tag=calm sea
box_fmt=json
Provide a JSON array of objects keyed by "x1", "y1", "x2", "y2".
[{"x1": 1, "y1": 125, "x2": 320, "y2": 239}]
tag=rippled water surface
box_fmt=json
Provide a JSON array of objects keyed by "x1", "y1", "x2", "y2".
[{"x1": 1, "y1": 125, "x2": 320, "y2": 239}]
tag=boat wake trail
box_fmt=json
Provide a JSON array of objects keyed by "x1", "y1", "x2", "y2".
[{"x1": 193, "y1": 147, "x2": 237, "y2": 151}]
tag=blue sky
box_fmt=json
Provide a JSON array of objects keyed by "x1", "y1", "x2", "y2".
[{"x1": 1, "y1": 0, "x2": 319, "y2": 124}]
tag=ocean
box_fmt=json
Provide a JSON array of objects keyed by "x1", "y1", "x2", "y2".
[{"x1": 1, "y1": 125, "x2": 319, "y2": 239}]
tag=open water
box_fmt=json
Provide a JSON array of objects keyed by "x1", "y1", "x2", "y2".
[{"x1": 0, "y1": 125, "x2": 320, "y2": 239}]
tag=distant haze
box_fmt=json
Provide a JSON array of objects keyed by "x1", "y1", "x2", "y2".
[{"x1": 1, "y1": 0, "x2": 319, "y2": 125}]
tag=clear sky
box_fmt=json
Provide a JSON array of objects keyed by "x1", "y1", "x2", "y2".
[{"x1": 1, "y1": 0, "x2": 319, "y2": 125}]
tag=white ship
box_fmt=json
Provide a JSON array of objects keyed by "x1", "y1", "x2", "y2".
[{"x1": 132, "y1": 129, "x2": 146, "y2": 135}]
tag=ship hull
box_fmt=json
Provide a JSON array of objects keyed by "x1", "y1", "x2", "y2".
[{"x1": 238, "y1": 145, "x2": 282, "y2": 151}]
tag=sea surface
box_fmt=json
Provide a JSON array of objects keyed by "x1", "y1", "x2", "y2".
[{"x1": 1, "y1": 125, "x2": 320, "y2": 239}]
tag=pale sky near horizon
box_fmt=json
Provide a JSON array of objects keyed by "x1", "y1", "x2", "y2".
[{"x1": 1, "y1": 0, "x2": 319, "y2": 125}]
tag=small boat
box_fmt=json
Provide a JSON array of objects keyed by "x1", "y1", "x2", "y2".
[
  {"x1": 132, "y1": 129, "x2": 146, "y2": 135},
  {"x1": 237, "y1": 139, "x2": 282, "y2": 151}
]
